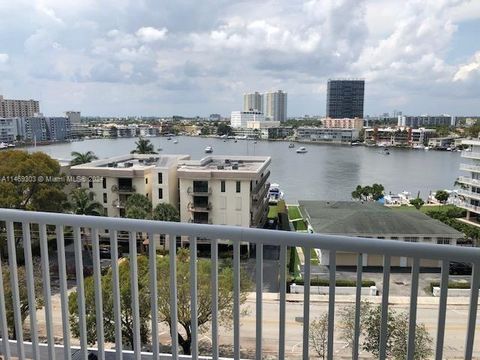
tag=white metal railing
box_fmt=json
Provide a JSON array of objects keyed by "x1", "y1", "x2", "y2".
[
  {"x1": 460, "y1": 163, "x2": 480, "y2": 173},
  {"x1": 0, "y1": 209, "x2": 479, "y2": 360},
  {"x1": 457, "y1": 176, "x2": 480, "y2": 187},
  {"x1": 458, "y1": 189, "x2": 480, "y2": 200},
  {"x1": 461, "y1": 150, "x2": 480, "y2": 159}
]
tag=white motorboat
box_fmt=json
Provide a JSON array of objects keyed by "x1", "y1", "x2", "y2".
[
  {"x1": 268, "y1": 183, "x2": 284, "y2": 204},
  {"x1": 296, "y1": 147, "x2": 307, "y2": 153},
  {"x1": 205, "y1": 146, "x2": 213, "y2": 153},
  {"x1": 173, "y1": 139, "x2": 178, "y2": 144}
]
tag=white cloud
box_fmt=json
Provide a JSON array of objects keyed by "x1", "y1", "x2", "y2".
[
  {"x1": 136, "y1": 26, "x2": 168, "y2": 43},
  {"x1": 454, "y1": 51, "x2": 480, "y2": 81},
  {"x1": 0, "y1": 53, "x2": 8, "y2": 63}
]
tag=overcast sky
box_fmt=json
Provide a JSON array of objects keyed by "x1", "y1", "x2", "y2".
[{"x1": 0, "y1": 0, "x2": 479, "y2": 117}]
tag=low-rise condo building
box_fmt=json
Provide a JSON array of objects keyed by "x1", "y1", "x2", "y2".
[
  {"x1": 70, "y1": 154, "x2": 189, "y2": 217},
  {"x1": 177, "y1": 156, "x2": 271, "y2": 228},
  {"x1": 296, "y1": 127, "x2": 359, "y2": 143},
  {"x1": 69, "y1": 154, "x2": 271, "y2": 229},
  {"x1": 364, "y1": 127, "x2": 436, "y2": 147}
]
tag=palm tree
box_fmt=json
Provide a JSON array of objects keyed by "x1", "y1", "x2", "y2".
[
  {"x1": 131, "y1": 137, "x2": 157, "y2": 154},
  {"x1": 71, "y1": 151, "x2": 98, "y2": 166},
  {"x1": 69, "y1": 188, "x2": 103, "y2": 216}
]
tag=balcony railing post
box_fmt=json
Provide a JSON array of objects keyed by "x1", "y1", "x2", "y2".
[
  {"x1": 73, "y1": 226, "x2": 88, "y2": 359},
  {"x1": 303, "y1": 247, "x2": 311, "y2": 360},
  {"x1": 169, "y1": 234, "x2": 179, "y2": 359},
  {"x1": 255, "y1": 243, "x2": 263, "y2": 360},
  {"x1": 406, "y1": 257, "x2": 420, "y2": 360},
  {"x1": 110, "y1": 230, "x2": 123, "y2": 359},
  {"x1": 39, "y1": 223, "x2": 55, "y2": 360},
  {"x1": 55, "y1": 225, "x2": 71, "y2": 360},
  {"x1": 211, "y1": 238, "x2": 219, "y2": 359},
  {"x1": 149, "y1": 232, "x2": 160, "y2": 360},
  {"x1": 233, "y1": 240, "x2": 241, "y2": 360},
  {"x1": 189, "y1": 236, "x2": 198, "y2": 359},
  {"x1": 129, "y1": 231, "x2": 141, "y2": 360},
  {"x1": 279, "y1": 244, "x2": 287, "y2": 360},
  {"x1": 379, "y1": 255, "x2": 391, "y2": 360},
  {"x1": 0, "y1": 250, "x2": 11, "y2": 358},
  {"x1": 464, "y1": 262, "x2": 480, "y2": 359},
  {"x1": 6, "y1": 222, "x2": 25, "y2": 359},
  {"x1": 22, "y1": 222, "x2": 40, "y2": 360},
  {"x1": 352, "y1": 253, "x2": 363, "y2": 360},
  {"x1": 91, "y1": 228, "x2": 105, "y2": 359},
  {"x1": 435, "y1": 260, "x2": 449, "y2": 360},
  {"x1": 327, "y1": 250, "x2": 336, "y2": 360}
]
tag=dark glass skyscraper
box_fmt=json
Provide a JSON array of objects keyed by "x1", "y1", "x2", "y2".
[{"x1": 326, "y1": 79, "x2": 365, "y2": 119}]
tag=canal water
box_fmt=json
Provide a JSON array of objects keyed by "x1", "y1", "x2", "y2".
[{"x1": 26, "y1": 136, "x2": 462, "y2": 203}]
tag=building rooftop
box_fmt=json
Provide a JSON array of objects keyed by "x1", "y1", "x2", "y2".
[
  {"x1": 177, "y1": 155, "x2": 271, "y2": 179},
  {"x1": 298, "y1": 201, "x2": 464, "y2": 237}
]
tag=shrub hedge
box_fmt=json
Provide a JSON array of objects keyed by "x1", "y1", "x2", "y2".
[
  {"x1": 291, "y1": 278, "x2": 375, "y2": 287},
  {"x1": 429, "y1": 281, "x2": 472, "y2": 293}
]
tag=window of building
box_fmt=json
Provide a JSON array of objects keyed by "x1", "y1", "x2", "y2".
[
  {"x1": 89, "y1": 179, "x2": 93, "y2": 188},
  {"x1": 102, "y1": 177, "x2": 107, "y2": 189},
  {"x1": 103, "y1": 193, "x2": 107, "y2": 204},
  {"x1": 103, "y1": 207, "x2": 108, "y2": 216},
  {"x1": 158, "y1": 172, "x2": 163, "y2": 184},
  {"x1": 219, "y1": 196, "x2": 226, "y2": 209},
  {"x1": 145, "y1": 177, "x2": 148, "y2": 184},
  {"x1": 437, "y1": 238, "x2": 450, "y2": 245},
  {"x1": 221, "y1": 180, "x2": 225, "y2": 193},
  {"x1": 236, "y1": 181, "x2": 241, "y2": 193},
  {"x1": 404, "y1": 237, "x2": 419, "y2": 242},
  {"x1": 158, "y1": 188, "x2": 163, "y2": 199}
]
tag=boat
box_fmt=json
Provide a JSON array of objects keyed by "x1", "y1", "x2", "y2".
[
  {"x1": 0, "y1": 142, "x2": 9, "y2": 150},
  {"x1": 205, "y1": 146, "x2": 213, "y2": 153},
  {"x1": 268, "y1": 183, "x2": 284, "y2": 204},
  {"x1": 289, "y1": 143, "x2": 295, "y2": 148},
  {"x1": 167, "y1": 136, "x2": 172, "y2": 140},
  {"x1": 296, "y1": 147, "x2": 307, "y2": 153},
  {"x1": 173, "y1": 139, "x2": 178, "y2": 144}
]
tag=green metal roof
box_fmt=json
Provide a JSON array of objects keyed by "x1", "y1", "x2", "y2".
[{"x1": 298, "y1": 201, "x2": 464, "y2": 238}]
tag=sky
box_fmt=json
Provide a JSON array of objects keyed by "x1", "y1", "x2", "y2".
[{"x1": 0, "y1": 0, "x2": 479, "y2": 117}]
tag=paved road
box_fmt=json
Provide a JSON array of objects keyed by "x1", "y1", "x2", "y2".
[{"x1": 29, "y1": 291, "x2": 479, "y2": 359}]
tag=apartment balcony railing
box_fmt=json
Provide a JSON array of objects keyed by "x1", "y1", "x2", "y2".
[
  {"x1": 187, "y1": 187, "x2": 212, "y2": 196},
  {"x1": 460, "y1": 163, "x2": 480, "y2": 173},
  {"x1": 252, "y1": 171, "x2": 271, "y2": 195},
  {"x1": 111, "y1": 184, "x2": 136, "y2": 193},
  {"x1": 458, "y1": 189, "x2": 480, "y2": 201},
  {"x1": 252, "y1": 182, "x2": 270, "y2": 202},
  {"x1": 187, "y1": 218, "x2": 213, "y2": 225},
  {"x1": 187, "y1": 202, "x2": 212, "y2": 212},
  {"x1": 0, "y1": 208, "x2": 479, "y2": 359},
  {"x1": 452, "y1": 199, "x2": 480, "y2": 214},
  {"x1": 461, "y1": 150, "x2": 480, "y2": 160},
  {"x1": 457, "y1": 176, "x2": 480, "y2": 187}
]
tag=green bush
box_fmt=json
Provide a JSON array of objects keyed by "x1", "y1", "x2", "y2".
[
  {"x1": 292, "y1": 278, "x2": 375, "y2": 287},
  {"x1": 429, "y1": 281, "x2": 472, "y2": 294}
]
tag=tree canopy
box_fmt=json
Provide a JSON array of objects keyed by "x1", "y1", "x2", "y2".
[
  {"x1": 70, "y1": 151, "x2": 98, "y2": 166},
  {"x1": 68, "y1": 250, "x2": 251, "y2": 354},
  {"x1": 125, "y1": 194, "x2": 153, "y2": 219},
  {"x1": 0, "y1": 150, "x2": 68, "y2": 212},
  {"x1": 152, "y1": 203, "x2": 180, "y2": 222},
  {"x1": 434, "y1": 190, "x2": 449, "y2": 204},
  {"x1": 351, "y1": 184, "x2": 384, "y2": 201},
  {"x1": 131, "y1": 138, "x2": 157, "y2": 154}
]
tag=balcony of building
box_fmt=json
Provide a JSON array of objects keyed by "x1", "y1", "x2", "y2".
[
  {"x1": 187, "y1": 197, "x2": 212, "y2": 213},
  {"x1": 461, "y1": 150, "x2": 480, "y2": 160},
  {"x1": 187, "y1": 181, "x2": 211, "y2": 196},
  {"x1": 456, "y1": 176, "x2": 480, "y2": 187},
  {"x1": 460, "y1": 163, "x2": 480, "y2": 173},
  {"x1": 0, "y1": 209, "x2": 479, "y2": 359}
]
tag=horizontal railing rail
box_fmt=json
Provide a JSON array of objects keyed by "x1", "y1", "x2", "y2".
[{"x1": 0, "y1": 208, "x2": 479, "y2": 360}]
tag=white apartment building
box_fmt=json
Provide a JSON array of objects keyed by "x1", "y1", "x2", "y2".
[
  {"x1": 243, "y1": 92, "x2": 264, "y2": 112},
  {"x1": 264, "y1": 90, "x2": 287, "y2": 122},
  {"x1": 177, "y1": 156, "x2": 271, "y2": 228},
  {"x1": 323, "y1": 117, "x2": 364, "y2": 130},
  {"x1": 0, "y1": 118, "x2": 17, "y2": 143},
  {"x1": 230, "y1": 110, "x2": 264, "y2": 128},
  {"x1": 0, "y1": 95, "x2": 40, "y2": 118},
  {"x1": 70, "y1": 154, "x2": 189, "y2": 217},
  {"x1": 65, "y1": 111, "x2": 81, "y2": 124},
  {"x1": 456, "y1": 139, "x2": 480, "y2": 226}
]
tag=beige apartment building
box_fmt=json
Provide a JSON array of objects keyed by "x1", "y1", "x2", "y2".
[
  {"x1": 69, "y1": 154, "x2": 189, "y2": 217},
  {"x1": 69, "y1": 154, "x2": 271, "y2": 230},
  {"x1": 0, "y1": 95, "x2": 40, "y2": 118},
  {"x1": 177, "y1": 156, "x2": 271, "y2": 228}
]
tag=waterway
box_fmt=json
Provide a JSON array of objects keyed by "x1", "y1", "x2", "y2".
[{"x1": 26, "y1": 136, "x2": 462, "y2": 203}]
